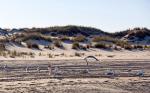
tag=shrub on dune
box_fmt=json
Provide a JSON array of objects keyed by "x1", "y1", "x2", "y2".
[
  {"x1": 94, "y1": 43, "x2": 107, "y2": 49},
  {"x1": 72, "y1": 42, "x2": 80, "y2": 49},
  {"x1": 54, "y1": 40, "x2": 63, "y2": 48},
  {"x1": 27, "y1": 43, "x2": 40, "y2": 49},
  {"x1": 60, "y1": 36, "x2": 71, "y2": 41},
  {"x1": 45, "y1": 45, "x2": 54, "y2": 50},
  {"x1": 124, "y1": 45, "x2": 133, "y2": 50},
  {"x1": 92, "y1": 36, "x2": 116, "y2": 42},
  {"x1": 0, "y1": 43, "x2": 6, "y2": 51},
  {"x1": 73, "y1": 35, "x2": 86, "y2": 42}
]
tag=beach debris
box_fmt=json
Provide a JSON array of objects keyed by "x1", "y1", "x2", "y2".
[
  {"x1": 105, "y1": 69, "x2": 115, "y2": 76},
  {"x1": 3, "y1": 64, "x2": 8, "y2": 72},
  {"x1": 53, "y1": 66, "x2": 61, "y2": 75},
  {"x1": 81, "y1": 69, "x2": 89, "y2": 74},
  {"x1": 37, "y1": 65, "x2": 40, "y2": 72},
  {"x1": 48, "y1": 65, "x2": 52, "y2": 75},
  {"x1": 25, "y1": 66, "x2": 29, "y2": 72},
  {"x1": 84, "y1": 56, "x2": 100, "y2": 66},
  {"x1": 136, "y1": 70, "x2": 144, "y2": 77}
]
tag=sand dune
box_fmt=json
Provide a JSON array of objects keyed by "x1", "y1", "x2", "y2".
[{"x1": 2, "y1": 43, "x2": 150, "y2": 60}]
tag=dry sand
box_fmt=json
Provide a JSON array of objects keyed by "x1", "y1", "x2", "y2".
[
  {"x1": 0, "y1": 77, "x2": 149, "y2": 93},
  {"x1": 0, "y1": 59, "x2": 149, "y2": 93}
]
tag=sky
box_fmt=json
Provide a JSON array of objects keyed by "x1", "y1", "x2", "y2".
[{"x1": 0, "y1": 0, "x2": 149, "y2": 32}]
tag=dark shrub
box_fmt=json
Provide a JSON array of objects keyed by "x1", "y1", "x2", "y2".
[
  {"x1": 72, "y1": 42, "x2": 80, "y2": 49},
  {"x1": 134, "y1": 45, "x2": 143, "y2": 49},
  {"x1": 54, "y1": 40, "x2": 63, "y2": 48},
  {"x1": 80, "y1": 45, "x2": 87, "y2": 50},
  {"x1": 22, "y1": 33, "x2": 52, "y2": 42},
  {"x1": 0, "y1": 43, "x2": 6, "y2": 51},
  {"x1": 27, "y1": 43, "x2": 39, "y2": 49},
  {"x1": 32, "y1": 44, "x2": 39, "y2": 49},
  {"x1": 45, "y1": 45, "x2": 54, "y2": 50},
  {"x1": 86, "y1": 44, "x2": 90, "y2": 49},
  {"x1": 92, "y1": 36, "x2": 116, "y2": 42},
  {"x1": 144, "y1": 45, "x2": 150, "y2": 49},
  {"x1": 124, "y1": 45, "x2": 133, "y2": 50},
  {"x1": 60, "y1": 36, "x2": 71, "y2": 41},
  {"x1": 75, "y1": 52, "x2": 84, "y2": 57},
  {"x1": 94, "y1": 43, "x2": 107, "y2": 49}
]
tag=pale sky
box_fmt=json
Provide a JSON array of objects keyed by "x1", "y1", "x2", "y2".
[{"x1": 0, "y1": 0, "x2": 149, "y2": 32}]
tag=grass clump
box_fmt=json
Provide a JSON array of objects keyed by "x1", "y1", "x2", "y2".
[
  {"x1": 54, "y1": 40, "x2": 63, "y2": 48},
  {"x1": 92, "y1": 36, "x2": 116, "y2": 42},
  {"x1": 124, "y1": 45, "x2": 133, "y2": 50},
  {"x1": 72, "y1": 42, "x2": 88, "y2": 50},
  {"x1": 22, "y1": 33, "x2": 52, "y2": 42},
  {"x1": 73, "y1": 35, "x2": 86, "y2": 42},
  {"x1": 48, "y1": 54, "x2": 53, "y2": 58},
  {"x1": 27, "y1": 43, "x2": 40, "y2": 49},
  {"x1": 29, "y1": 52, "x2": 35, "y2": 58},
  {"x1": 0, "y1": 43, "x2": 6, "y2": 51},
  {"x1": 45, "y1": 45, "x2": 54, "y2": 50},
  {"x1": 72, "y1": 42, "x2": 80, "y2": 49},
  {"x1": 60, "y1": 36, "x2": 71, "y2": 41},
  {"x1": 75, "y1": 52, "x2": 84, "y2": 57},
  {"x1": 94, "y1": 43, "x2": 107, "y2": 49}
]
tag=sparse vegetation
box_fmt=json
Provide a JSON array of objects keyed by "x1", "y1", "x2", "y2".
[
  {"x1": 107, "y1": 55, "x2": 115, "y2": 58},
  {"x1": 27, "y1": 43, "x2": 40, "y2": 49},
  {"x1": 72, "y1": 42, "x2": 80, "y2": 49},
  {"x1": 72, "y1": 42, "x2": 87, "y2": 50},
  {"x1": 54, "y1": 40, "x2": 63, "y2": 48},
  {"x1": 124, "y1": 45, "x2": 133, "y2": 50},
  {"x1": 29, "y1": 52, "x2": 35, "y2": 58},
  {"x1": 80, "y1": 45, "x2": 87, "y2": 50},
  {"x1": 75, "y1": 52, "x2": 84, "y2": 57},
  {"x1": 0, "y1": 43, "x2": 6, "y2": 51},
  {"x1": 94, "y1": 43, "x2": 107, "y2": 49},
  {"x1": 60, "y1": 36, "x2": 71, "y2": 41},
  {"x1": 22, "y1": 33, "x2": 52, "y2": 42},
  {"x1": 73, "y1": 35, "x2": 86, "y2": 42},
  {"x1": 48, "y1": 54, "x2": 53, "y2": 58},
  {"x1": 92, "y1": 36, "x2": 114, "y2": 42},
  {"x1": 45, "y1": 45, "x2": 54, "y2": 50}
]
